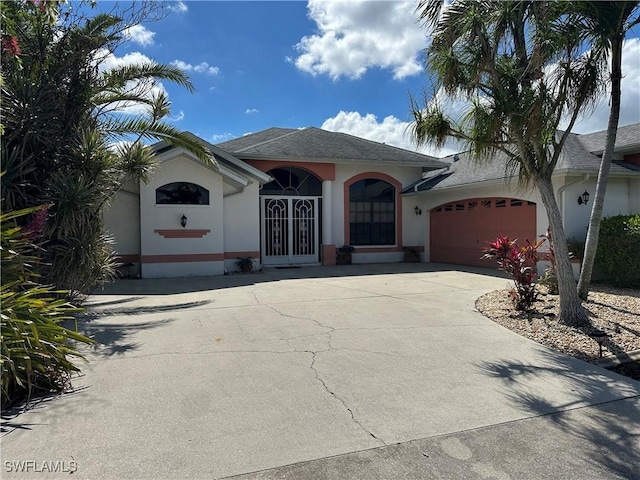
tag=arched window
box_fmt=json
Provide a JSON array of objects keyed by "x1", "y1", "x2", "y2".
[
  {"x1": 156, "y1": 182, "x2": 210, "y2": 205},
  {"x1": 349, "y1": 178, "x2": 395, "y2": 245},
  {"x1": 261, "y1": 167, "x2": 322, "y2": 196}
]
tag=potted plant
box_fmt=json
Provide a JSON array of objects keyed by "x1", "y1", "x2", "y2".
[
  {"x1": 336, "y1": 245, "x2": 355, "y2": 265},
  {"x1": 235, "y1": 256, "x2": 254, "y2": 273},
  {"x1": 403, "y1": 246, "x2": 421, "y2": 263}
]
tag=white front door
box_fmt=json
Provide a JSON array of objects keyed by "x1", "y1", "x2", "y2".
[{"x1": 261, "y1": 196, "x2": 319, "y2": 265}]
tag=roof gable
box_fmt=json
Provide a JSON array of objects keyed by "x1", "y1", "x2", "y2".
[{"x1": 151, "y1": 133, "x2": 272, "y2": 185}]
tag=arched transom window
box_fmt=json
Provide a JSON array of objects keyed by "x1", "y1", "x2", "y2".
[
  {"x1": 156, "y1": 182, "x2": 210, "y2": 205},
  {"x1": 349, "y1": 178, "x2": 395, "y2": 245},
  {"x1": 261, "y1": 167, "x2": 322, "y2": 196}
]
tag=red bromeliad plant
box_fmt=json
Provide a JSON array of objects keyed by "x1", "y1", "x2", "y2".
[{"x1": 483, "y1": 236, "x2": 546, "y2": 311}]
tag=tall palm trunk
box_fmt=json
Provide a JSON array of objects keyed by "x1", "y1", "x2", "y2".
[
  {"x1": 537, "y1": 176, "x2": 588, "y2": 326},
  {"x1": 577, "y1": 34, "x2": 623, "y2": 300}
]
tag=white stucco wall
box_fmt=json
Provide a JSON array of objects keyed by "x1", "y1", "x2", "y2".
[
  {"x1": 557, "y1": 175, "x2": 638, "y2": 242},
  {"x1": 140, "y1": 155, "x2": 225, "y2": 278},
  {"x1": 223, "y1": 182, "x2": 261, "y2": 272},
  {"x1": 104, "y1": 181, "x2": 140, "y2": 259}
]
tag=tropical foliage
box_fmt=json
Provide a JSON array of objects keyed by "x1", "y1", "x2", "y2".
[
  {"x1": 1, "y1": 1, "x2": 211, "y2": 407},
  {"x1": 411, "y1": 0, "x2": 607, "y2": 326},
  {"x1": 576, "y1": 1, "x2": 640, "y2": 299},
  {"x1": 483, "y1": 235, "x2": 544, "y2": 311},
  {"x1": 1, "y1": 207, "x2": 93, "y2": 409},
  {"x1": 1, "y1": 0, "x2": 210, "y2": 299},
  {"x1": 595, "y1": 214, "x2": 640, "y2": 288}
]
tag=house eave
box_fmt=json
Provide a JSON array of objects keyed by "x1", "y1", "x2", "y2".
[
  {"x1": 232, "y1": 153, "x2": 446, "y2": 170},
  {"x1": 553, "y1": 168, "x2": 640, "y2": 177},
  {"x1": 409, "y1": 176, "x2": 523, "y2": 195}
]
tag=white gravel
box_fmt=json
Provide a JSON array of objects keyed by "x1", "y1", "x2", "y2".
[{"x1": 476, "y1": 285, "x2": 640, "y2": 363}]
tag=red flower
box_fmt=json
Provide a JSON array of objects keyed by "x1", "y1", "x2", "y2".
[
  {"x1": 24, "y1": 206, "x2": 49, "y2": 241},
  {"x1": 1, "y1": 35, "x2": 20, "y2": 56}
]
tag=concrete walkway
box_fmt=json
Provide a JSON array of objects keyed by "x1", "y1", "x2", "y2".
[{"x1": 2, "y1": 264, "x2": 638, "y2": 479}]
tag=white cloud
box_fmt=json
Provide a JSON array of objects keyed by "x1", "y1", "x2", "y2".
[
  {"x1": 211, "y1": 133, "x2": 235, "y2": 143},
  {"x1": 171, "y1": 60, "x2": 220, "y2": 76},
  {"x1": 169, "y1": 1, "x2": 188, "y2": 13},
  {"x1": 322, "y1": 110, "x2": 462, "y2": 157},
  {"x1": 170, "y1": 110, "x2": 185, "y2": 122},
  {"x1": 96, "y1": 49, "x2": 168, "y2": 116},
  {"x1": 569, "y1": 38, "x2": 640, "y2": 133},
  {"x1": 292, "y1": 0, "x2": 426, "y2": 80},
  {"x1": 245, "y1": 108, "x2": 259, "y2": 114},
  {"x1": 124, "y1": 24, "x2": 155, "y2": 47}
]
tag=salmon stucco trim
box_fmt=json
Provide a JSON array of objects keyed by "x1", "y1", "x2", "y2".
[
  {"x1": 155, "y1": 229, "x2": 211, "y2": 239},
  {"x1": 115, "y1": 254, "x2": 141, "y2": 263},
  {"x1": 142, "y1": 253, "x2": 224, "y2": 263},
  {"x1": 224, "y1": 251, "x2": 260, "y2": 259},
  {"x1": 245, "y1": 159, "x2": 335, "y2": 181}
]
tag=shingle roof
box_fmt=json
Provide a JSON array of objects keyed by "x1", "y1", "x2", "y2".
[
  {"x1": 576, "y1": 123, "x2": 640, "y2": 154},
  {"x1": 556, "y1": 125, "x2": 640, "y2": 172},
  {"x1": 405, "y1": 123, "x2": 640, "y2": 194},
  {"x1": 216, "y1": 126, "x2": 448, "y2": 169},
  {"x1": 402, "y1": 151, "x2": 520, "y2": 193},
  {"x1": 216, "y1": 127, "x2": 298, "y2": 152}
]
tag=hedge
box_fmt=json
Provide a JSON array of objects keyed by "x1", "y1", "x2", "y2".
[{"x1": 595, "y1": 214, "x2": 640, "y2": 288}]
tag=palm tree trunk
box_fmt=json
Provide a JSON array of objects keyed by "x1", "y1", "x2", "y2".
[
  {"x1": 577, "y1": 34, "x2": 623, "y2": 300},
  {"x1": 537, "y1": 176, "x2": 589, "y2": 327}
]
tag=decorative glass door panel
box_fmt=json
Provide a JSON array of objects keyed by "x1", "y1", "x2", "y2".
[{"x1": 262, "y1": 197, "x2": 318, "y2": 265}]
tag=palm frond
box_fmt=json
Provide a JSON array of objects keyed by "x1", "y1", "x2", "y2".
[
  {"x1": 98, "y1": 62, "x2": 195, "y2": 93},
  {"x1": 101, "y1": 116, "x2": 212, "y2": 164}
]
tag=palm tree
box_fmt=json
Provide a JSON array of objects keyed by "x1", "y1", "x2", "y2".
[
  {"x1": 412, "y1": 0, "x2": 604, "y2": 326},
  {"x1": 1, "y1": 2, "x2": 211, "y2": 296},
  {"x1": 576, "y1": 1, "x2": 640, "y2": 300}
]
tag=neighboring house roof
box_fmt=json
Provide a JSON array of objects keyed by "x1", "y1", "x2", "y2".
[
  {"x1": 404, "y1": 122, "x2": 640, "y2": 194},
  {"x1": 151, "y1": 133, "x2": 272, "y2": 185},
  {"x1": 216, "y1": 126, "x2": 448, "y2": 169},
  {"x1": 577, "y1": 123, "x2": 640, "y2": 155},
  {"x1": 556, "y1": 127, "x2": 640, "y2": 173}
]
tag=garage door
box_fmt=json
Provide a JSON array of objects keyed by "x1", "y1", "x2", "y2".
[{"x1": 430, "y1": 198, "x2": 536, "y2": 268}]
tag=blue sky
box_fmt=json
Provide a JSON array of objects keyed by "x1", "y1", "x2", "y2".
[{"x1": 98, "y1": 0, "x2": 640, "y2": 157}]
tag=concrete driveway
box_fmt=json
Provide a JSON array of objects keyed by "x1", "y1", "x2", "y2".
[{"x1": 2, "y1": 264, "x2": 639, "y2": 479}]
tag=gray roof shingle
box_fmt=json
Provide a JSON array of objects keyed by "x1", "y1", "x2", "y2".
[
  {"x1": 216, "y1": 126, "x2": 448, "y2": 169},
  {"x1": 216, "y1": 127, "x2": 298, "y2": 152},
  {"x1": 577, "y1": 123, "x2": 640, "y2": 154},
  {"x1": 405, "y1": 123, "x2": 640, "y2": 194}
]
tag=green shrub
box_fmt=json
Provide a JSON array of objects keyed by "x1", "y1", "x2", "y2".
[
  {"x1": 595, "y1": 214, "x2": 640, "y2": 288},
  {"x1": 1, "y1": 207, "x2": 93, "y2": 409},
  {"x1": 567, "y1": 237, "x2": 585, "y2": 261}
]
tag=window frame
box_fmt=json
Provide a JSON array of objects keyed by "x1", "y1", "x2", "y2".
[
  {"x1": 155, "y1": 182, "x2": 210, "y2": 206},
  {"x1": 346, "y1": 176, "x2": 398, "y2": 247}
]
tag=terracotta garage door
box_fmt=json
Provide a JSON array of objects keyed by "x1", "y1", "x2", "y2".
[{"x1": 430, "y1": 198, "x2": 536, "y2": 268}]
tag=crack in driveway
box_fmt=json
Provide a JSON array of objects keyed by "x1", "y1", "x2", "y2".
[
  {"x1": 257, "y1": 301, "x2": 384, "y2": 445},
  {"x1": 308, "y1": 350, "x2": 385, "y2": 446}
]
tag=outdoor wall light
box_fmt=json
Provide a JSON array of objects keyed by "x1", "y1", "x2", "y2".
[
  {"x1": 415, "y1": 206, "x2": 422, "y2": 216},
  {"x1": 578, "y1": 190, "x2": 590, "y2": 206},
  {"x1": 180, "y1": 214, "x2": 187, "y2": 228}
]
